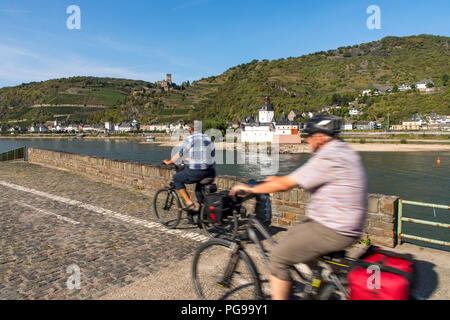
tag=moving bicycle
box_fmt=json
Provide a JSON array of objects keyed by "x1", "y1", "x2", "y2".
[
  {"x1": 192, "y1": 191, "x2": 354, "y2": 300},
  {"x1": 154, "y1": 121, "x2": 240, "y2": 238},
  {"x1": 225, "y1": 115, "x2": 368, "y2": 299},
  {"x1": 192, "y1": 191, "x2": 415, "y2": 300}
]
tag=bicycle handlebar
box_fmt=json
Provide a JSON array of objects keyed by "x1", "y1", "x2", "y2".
[
  {"x1": 162, "y1": 161, "x2": 185, "y2": 172},
  {"x1": 230, "y1": 191, "x2": 256, "y2": 204}
]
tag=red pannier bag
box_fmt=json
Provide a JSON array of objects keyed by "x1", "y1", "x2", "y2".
[{"x1": 348, "y1": 246, "x2": 414, "y2": 300}]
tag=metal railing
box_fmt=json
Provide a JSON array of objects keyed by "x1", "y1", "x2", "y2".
[
  {"x1": 398, "y1": 199, "x2": 449, "y2": 247},
  {"x1": 0, "y1": 146, "x2": 27, "y2": 162}
]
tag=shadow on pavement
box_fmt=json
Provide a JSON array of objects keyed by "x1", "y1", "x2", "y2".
[{"x1": 411, "y1": 259, "x2": 438, "y2": 300}]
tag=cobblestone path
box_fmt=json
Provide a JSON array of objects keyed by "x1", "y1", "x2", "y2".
[{"x1": 0, "y1": 161, "x2": 208, "y2": 299}]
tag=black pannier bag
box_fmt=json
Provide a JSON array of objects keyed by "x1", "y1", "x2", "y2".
[
  {"x1": 246, "y1": 180, "x2": 272, "y2": 227},
  {"x1": 254, "y1": 193, "x2": 272, "y2": 227},
  {"x1": 204, "y1": 190, "x2": 233, "y2": 224}
]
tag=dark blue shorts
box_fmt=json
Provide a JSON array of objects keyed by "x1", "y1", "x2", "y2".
[{"x1": 173, "y1": 168, "x2": 216, "y2": 191}]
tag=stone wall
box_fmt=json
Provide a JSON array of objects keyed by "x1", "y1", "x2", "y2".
[{"x1": 27, "y1": 147, "x2": 398, "y2": 247}]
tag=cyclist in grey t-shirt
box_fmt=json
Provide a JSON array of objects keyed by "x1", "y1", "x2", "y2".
[{"x1": 230, "y1": 115, "x2": 368, "y2": 300}]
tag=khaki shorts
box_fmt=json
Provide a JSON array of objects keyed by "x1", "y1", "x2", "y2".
[{"x1": 269, "y1": 219, "x2": 357, "y2": 282}]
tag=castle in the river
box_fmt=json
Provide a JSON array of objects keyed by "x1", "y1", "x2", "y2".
[{"x1": 241, "y1": 97, "x2": 302, "y2": 143}]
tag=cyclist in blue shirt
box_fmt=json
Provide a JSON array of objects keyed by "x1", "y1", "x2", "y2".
[{"x1": 163, "y1": 121, "x2": 216, "y2": 212}]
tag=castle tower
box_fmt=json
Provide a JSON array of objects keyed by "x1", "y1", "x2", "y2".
[
  {"x1": 166, "y1": 74, "x2": 172, "y2": 84},
  {"x1": 258, "y1": 96, "x2": 275, "y2": 123}
]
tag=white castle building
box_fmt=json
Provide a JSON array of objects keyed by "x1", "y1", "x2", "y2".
[{"x1": 241, "y1": 97, "x2": 302, "y2": 143}]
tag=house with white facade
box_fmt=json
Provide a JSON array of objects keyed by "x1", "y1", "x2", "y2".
[
  {"x1": 114, "y1": 122, "x2": 134, "y2": 132},
  {"x1": 341, "y1": 122, "x2": 354, "y2": 131},
  {"x1": 65, "y1": 124, "x2": 79, "y2": 133},
  {"x1": 428, "y1": 114, "x2": 450, "y2": 125},
  {"x1": 355, "y1": 121, "x2": 375, "y2": 131},
  {"x1": 105, "y1": 122, "x2": 114, "y2": 131},
  {"x1": 169, "y1": 120, "x2": 187, "y2": 132},
  {"x1": 415, "y1": 79, "x2": 433, "y2": 90},
  {"x1": 349, "y1": 108, "x2": 362, "y2": 116},
  {"x1": 398, "y1": 84, "x2": 411, "y2": 91},
  {"x1": 148, "y1": 123, "x2": 170, "y2": 132}
]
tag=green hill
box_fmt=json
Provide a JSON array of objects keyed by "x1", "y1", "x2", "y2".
[
  {"x1": 192, "y1": 34, "x2": 449, "y2": 123},
  {"x1": 0, "y1": 34, "x2": 449, "y2": 127}
]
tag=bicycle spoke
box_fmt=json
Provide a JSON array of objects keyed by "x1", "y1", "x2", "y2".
[
  {"x1": 193, "y1": 240, "x2": 262, "y2": 300},
  {"x1": 153, "y1": 189, "x2": 181, "y2": 228}
]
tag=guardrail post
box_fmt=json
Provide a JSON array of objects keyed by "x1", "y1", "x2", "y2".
[{"x1": 397, "y1": 199, "x2": 403, "y2": 246}]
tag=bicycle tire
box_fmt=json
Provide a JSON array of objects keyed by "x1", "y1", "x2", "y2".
[
  {"x1": 199, "y1": 205, "x2": 239, "y2": 240},
  {"x1": 192, "y1": 238, "x2": 263, "y2": 300},
  {"x1": 153, "y1": 188, "x2": 182, "y2": 228}
]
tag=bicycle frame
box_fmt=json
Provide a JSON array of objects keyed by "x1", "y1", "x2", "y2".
[{"x1": 219, "y1": 208, "x2": 351, "y2": 299}]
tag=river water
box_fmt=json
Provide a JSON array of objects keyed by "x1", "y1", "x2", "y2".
[{"x1": 1, "y1": 138, "x2": 449, "y2": 250}]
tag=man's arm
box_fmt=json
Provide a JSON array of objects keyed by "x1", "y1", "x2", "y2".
[
  {"x1": 230, "y1": 175, "x2": 299, "y2": 195},
  {"x1": 163, "y1": 136, "x2": 192, "y2": 165},
  {"x1": 163, "y1": 153, "x2": 181, "y2": 165}
]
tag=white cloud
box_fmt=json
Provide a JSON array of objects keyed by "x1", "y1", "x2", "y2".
[{"x1": 0, "y1": 42, "x2": 164, "y2": 87}]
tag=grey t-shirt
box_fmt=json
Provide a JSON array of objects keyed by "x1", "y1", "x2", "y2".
[{"x1": 290, "y1": 139, "x2": 368, "y2": 237}]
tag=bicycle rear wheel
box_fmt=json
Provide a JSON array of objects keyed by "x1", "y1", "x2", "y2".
[
  {"x1": 153, "y1": 188, "x2": 182, "y2": 228},
  {"x1": 199, "y1": 206, "x2": 239, "y2": 240},
  {"x1": 192, "y1": 238, "x2": 263, "y2": 300}
]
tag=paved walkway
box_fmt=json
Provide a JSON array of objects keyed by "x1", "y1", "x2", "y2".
[
  {"x1": 0, "y1": 161, "x2": 207, "y2": 299},
  {"x1": 0, "y1": 161, "x2": 449, "y2": 300}
]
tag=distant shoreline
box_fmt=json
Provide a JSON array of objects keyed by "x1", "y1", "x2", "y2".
[
  {"x1": 2, "y1": 135, "x2": 450, "y2": 153},
  {"x1": 149, "y1": 140, "x2": 450, "y2": 153}
]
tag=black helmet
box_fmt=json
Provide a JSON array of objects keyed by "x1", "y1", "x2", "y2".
[{"x1": 303, "y1": 115, "x2": 342, "y2": 137}]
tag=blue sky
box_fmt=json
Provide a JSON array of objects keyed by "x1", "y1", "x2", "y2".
[{"x1": 0, "y1": 0, "x2": 448, "y2": 87}]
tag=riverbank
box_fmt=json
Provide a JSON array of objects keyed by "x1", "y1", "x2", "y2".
[
  {"x1": 3, "y1": 134, "x2": 450, "y2": 153},
  {"x1": 149, "y1": 140, "x2": 450, "y2": 153},
  {"x1": 0, "y1": 134, "x2": 142, "y2": 140}
]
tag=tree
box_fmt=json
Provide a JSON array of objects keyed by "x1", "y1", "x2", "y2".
[
  {"x1": 392, "y1": 84, "x2": 399, "y2": 92},
  {"x1": 426, "y1": 82, "x2": 434, "y2": 88},
  {"x1": 442, "y1": 74, "x2": 449, "y2": 86}
]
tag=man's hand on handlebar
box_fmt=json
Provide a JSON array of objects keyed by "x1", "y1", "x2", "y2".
[
  {"x1": 163, "y1": 159, "x2": 172, "y2": 165},
  {"x1": 229, "y1": 184, "x2": 253, "y2": 197}
]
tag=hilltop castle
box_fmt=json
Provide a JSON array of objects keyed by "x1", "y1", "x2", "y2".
[{"x1": 157, "y1": 74, "x2": 173, "y2": 91}]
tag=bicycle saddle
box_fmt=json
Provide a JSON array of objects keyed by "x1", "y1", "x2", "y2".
[{"x1": 199, "y1": 177, "x2": 215, "y2": 185}]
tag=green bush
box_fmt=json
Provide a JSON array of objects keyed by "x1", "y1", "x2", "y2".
[
  {"x1": 400, "y1": 139, "x2": 408, "y2": 144},
  {"x1": 359, "y1": 139, "x2": 366, "y2": 144}
]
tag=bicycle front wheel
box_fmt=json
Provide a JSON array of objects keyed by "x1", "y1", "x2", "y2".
[
  {"x1": 153, "y1": 188, "x2": 182, "y2": 228},
  {"x1": 192, "y1": 238, "x2": 263, "y2": 300}
]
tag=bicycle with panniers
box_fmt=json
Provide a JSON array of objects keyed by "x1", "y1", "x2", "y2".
[{"x1": 192, "y1": 191, "x2": 416, "y2": 300}]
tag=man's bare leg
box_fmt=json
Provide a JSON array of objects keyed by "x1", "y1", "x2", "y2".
[
  {"x1": 269, "y1": 274, "x2": 291, "y2": 300},
  {"x1": 178, "y1": 188, "x2": 193, "y2": 207}
]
